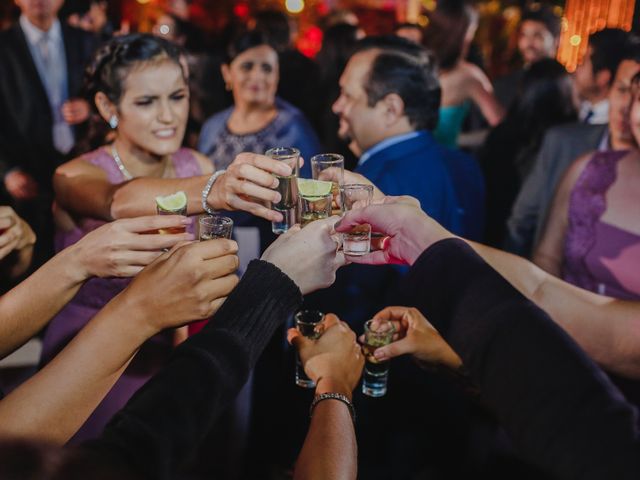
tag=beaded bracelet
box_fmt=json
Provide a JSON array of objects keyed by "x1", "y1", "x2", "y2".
[
  {"x1": 310, "y1": 392, "x2": 356, "y2": 423},
  {"x1": 202, "y1": 169, "x2": 226, "y2": 215}
]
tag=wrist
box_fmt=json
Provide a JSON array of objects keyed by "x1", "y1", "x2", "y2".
[
  {"x1": 315, "y1": 376, "x2": 354, "y2": 400},
  {"x1": 58, "y1": 244, "x2": 93, "y2": 284},
  {"x1": 204, "y1": 170, "x2": 226, "y2": 213},
  {"x1": 111, "y1": 288, "x2": 159, "y2": 340}
]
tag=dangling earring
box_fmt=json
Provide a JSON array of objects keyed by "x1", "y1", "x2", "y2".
[{"x1": 108, "y1": 115, "x2": 119, "y2": 129}]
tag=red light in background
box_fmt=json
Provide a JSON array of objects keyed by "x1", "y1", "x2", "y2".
[{"x1": 233, "y1": 3, "x2": 250, "y2": 18}]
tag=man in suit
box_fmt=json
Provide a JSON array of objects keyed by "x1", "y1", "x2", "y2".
[
  {"x1": 0, "y1": 0, "x2": 97, "y2": 267},
  {"x1": 506, "y1": 41, "x2": 640, "y2": 257}
]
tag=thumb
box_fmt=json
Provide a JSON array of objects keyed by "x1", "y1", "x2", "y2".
[{"x1": 373, "y1": 338, "x2": 414, "y2": 362}]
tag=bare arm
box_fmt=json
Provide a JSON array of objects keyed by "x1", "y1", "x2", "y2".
[
  {"x1": 467, "y1": 241, "x2": 640, "y2": 379},
  {"x1": 532, "y1": 153, "x2": 591, "y2": 275},
  {"x1": 0, "y1": 216, "x2": 191, "y2": 358},
  {"x1": 0, "y1": 207, "x2": 36, "y2": 279},
  {"x1": 0, "y1": 239, "x2": 239, "y2": 444},
  {"x1": 466, "y1": 64, "x2": 505, "y2": 127},
  {"x1": 54, "y1": 151, "x2": 289, "y2": 222}
]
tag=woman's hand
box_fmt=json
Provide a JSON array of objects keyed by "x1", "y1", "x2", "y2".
[
  {"x1": 208, "y1": 152, "x2": 294, "y2": 222},
  {"x1": 334, "y1": 198, "x2": 453, "y2": 265},
  {"x1": 288, "y1": 314, "x2": 364, "y2": 397},
  {"x1": 369, "y1": 306, "x2": 462, "y2": 370},
  {"x1": 118, "y1": 238, "x2": 239, "y2": 334},
  {"x1": 0, "y1": 206, "x2": 36, "y2": 261},
  {"x1": 261, "y1": 216, "x2": 346, "y2": 294},
  {"x1": 69, "y1": 215, "x2": 193, "y2": 280}
]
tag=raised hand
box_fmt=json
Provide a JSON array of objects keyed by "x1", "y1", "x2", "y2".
[
  {"x1": 261, "y1": 216, "x2": 346, "y2": 294},
  {"x1": 118, "y1": 239, "x2": 239, "y2": 333},
  {"x1": 369, "y1": 306, "x2": 462, "y2": 371},
  {"x1": 0, "y1": 206, "x2": 36, "y2": 261},
  {"x1": 334, "y1": 198, "x2": 453, "y2": 265},
  {"x1": 70, "y1": 215, "x2": 193, "y2": 278},
  {"x1": 209, "y1": 152, "x2": 296, "y2": 222},
  {"x1": 288, "y1": 314, "x2": 364, "y2": 396}
]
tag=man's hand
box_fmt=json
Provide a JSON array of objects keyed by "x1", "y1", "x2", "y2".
[
  {"x1": 61, "y1": 98, "x2": 91, "y2": 125},
  {"x1": 5, "y1": 170, "x2": 38, "y2": 200}
]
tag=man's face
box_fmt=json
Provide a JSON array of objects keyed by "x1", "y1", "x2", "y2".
[
  {"x1": 608, "y1": 60, "x2": 640, "y2": 148},
  {"x1": 15, "y1": 0, "x2": 64, "y2": 24},
  {"x1": 332, "y1": 50, "x2": 389, "y2": 152},
  {"x1": 518, "y1": 20, "x2": 557, "y2": 65}
]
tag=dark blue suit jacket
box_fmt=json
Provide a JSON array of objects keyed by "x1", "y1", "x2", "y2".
[{"x1": 356, "y1": 131, "x2": 461, "y2": 231}]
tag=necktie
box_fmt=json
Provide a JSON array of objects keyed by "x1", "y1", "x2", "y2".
[{"x1": 37, "y1": 32, "x2": 74, "y2": 154}]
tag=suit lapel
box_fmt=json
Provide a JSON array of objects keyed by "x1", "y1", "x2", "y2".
[
  {"x1": 61, "y1": 24, "x2": 80, "y2": 96},
  {"x1": 10, "y1": 24, "x2": 50, "y2": 108}
]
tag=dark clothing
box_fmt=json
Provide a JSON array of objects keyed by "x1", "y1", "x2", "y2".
[
  {"x1": 493, "y1": 69, "x2": 524, "y2": 111},
  {"x1": 277, "y1": 49, "x2": 321, "y2": 129},
  {"x1": 0, "y1": 22, "x2": 97, "y2": 267},
  {"x1": 404, "y1": 238, "x2": 640, "y2": 479},
  {"x1": 84, "y1": 260, "x2": 302, "y2": 480}
]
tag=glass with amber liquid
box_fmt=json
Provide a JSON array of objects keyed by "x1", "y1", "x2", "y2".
[
  {"x1": 362, "y1": 319, "x2": 395, "y2": 397},
  {"x1": 266, "y1": 147, "x2": 300, "y2": 234}
]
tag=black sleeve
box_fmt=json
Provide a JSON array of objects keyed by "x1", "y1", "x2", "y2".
[
  {"x1": 83, "y1": 260, "x2": 303, "y2": 480},
  {"x1": 403, "y1": 238, "x2": 640, "y2": 480}
]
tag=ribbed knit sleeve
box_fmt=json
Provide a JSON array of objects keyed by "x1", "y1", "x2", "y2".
[
  {"x1": 404, "y1": 238, "x2": 640, "y2": 480},
  {"x1": 84, "y1": 260, "x2": 302, "y2": 479}
]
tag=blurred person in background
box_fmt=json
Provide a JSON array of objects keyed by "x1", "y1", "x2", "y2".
[
  {"x1": 394, "y1": 22, "x2": 423, "y2": 45},
  {"x1": 423, "y1": 0, "x2": 504, "y2": 148},
  {"x1": 0, "y1": 0, "x2": 98, "y2": 269},
  {"x1": 493, "y1": 4, "x2": 561, "y2": 110}
]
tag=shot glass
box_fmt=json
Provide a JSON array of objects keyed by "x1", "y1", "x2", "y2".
[
  {"x1": 362, "y1": 319, "x2": 395, "y2": 397},
  {"x1": 294, "y1": 310, "x2": 325, "y2": 388},
  {"x1": 341, "y1": 184, "x2": 374, "y2": 256},
  {"x1": 300, "y1": 192, "x2": 332, "y2": 227},
  {"x1": 199, "y1": 215, "x2": 233, "y2": 240},
  {"x1": 266, "y1": 147, "x2": 300, "y2": 234},
  {"x1": 156, "y1": 203, "x2": 187, "y2": 235},
  {"x1": 311, "y1": 153, "x2": 344, "y2": 213}
]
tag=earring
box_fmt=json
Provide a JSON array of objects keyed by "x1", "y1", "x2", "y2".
[
  {"x1": 225, "y1": 83, "x2": 232, "y2": 92},
  {"x1": 108, "y1": 115, "x2": 119, "y2": 129}
]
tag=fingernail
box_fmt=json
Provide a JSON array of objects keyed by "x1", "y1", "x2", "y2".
[{"x1": 374, "y1": 349, "x2": 386, "y2": 360}]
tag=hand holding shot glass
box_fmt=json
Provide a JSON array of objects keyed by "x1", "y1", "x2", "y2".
[
  {"x1": 297, "y1": 179, "x2": 333, "y2": 226},
  {"x1": 311, "y1": 153, "x2": 344, "y2": 212},
  {"x1": 341, "y1": 184, "x2": 374, "y2": 256},
  {"x1": 266, "y1": 147, "x2": 300, "y2": 234}
]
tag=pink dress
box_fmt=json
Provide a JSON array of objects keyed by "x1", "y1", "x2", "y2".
[
  {"x1": 562, "y1": 150, "x2": 640, "y2": 300},
  {"x1": 40, "y1": 147, "x2": 203, "y2": 443}
]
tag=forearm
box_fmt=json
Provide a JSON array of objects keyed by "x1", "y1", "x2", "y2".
[
  {"x1": 87, "y1": 260, "x2": 303, "y2": 479},
  {"x1": 0, "y1": 291, "x2": 152, "y2": 444},
  {"x1": 405, "y1": 239, "x2": 640, "y2": 479},
  {"x1": 0, "y1": 246, "x2": 87, "y2": 357},
  {"x1": 110, "y1": 175, "x2": 211, "y2": 219},
  {"x1": 294, "y1": 378, "x2": 357, "y2": 480},
  {"x1": 467, "y1": 241, "x2": 640, "y2": 379}
]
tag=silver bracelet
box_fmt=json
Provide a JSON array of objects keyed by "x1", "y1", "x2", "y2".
[
  {"x1": 310, "y1": 392, "x2": 356, "y2": 423},
  {"x1": 202, "y1": 169, "x2": 226, "y2": 215}
]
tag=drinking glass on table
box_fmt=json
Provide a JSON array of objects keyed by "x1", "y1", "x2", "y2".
[
  {"x1": 294, "y1": 310, "x2": 325, "y2": 388},
  {"x1": 362, "y1": 319, "x2": 395, "y2": 397},
  {"x1": 341, "y1": 184, "x2": 374, "y2": 256},
  {"x1": 199, "y1": 215, "x2": 233, "y2": 240},
  {"x1": 266, "y1": 147, "x2": 300, "y2": 234}
]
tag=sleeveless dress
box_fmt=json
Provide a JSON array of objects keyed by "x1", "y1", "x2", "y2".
[
  {"x1": 433, "y1": 102, "x2": 470, "y2": 148},
  {"x1": 562, "y1": 150, "x2": 640, "y2": 300},
  {"x1": 40, "y1": 147, "x2": 202, "y2": 443}
]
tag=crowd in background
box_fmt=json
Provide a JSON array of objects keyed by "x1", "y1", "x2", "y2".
[{"x1": 0, "y1": 0, "x2": 639, "y2": 478}]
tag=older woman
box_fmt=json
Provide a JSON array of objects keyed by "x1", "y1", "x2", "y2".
[{"x1": 198, "y1": 30, "x2": 321, "y2": 177}]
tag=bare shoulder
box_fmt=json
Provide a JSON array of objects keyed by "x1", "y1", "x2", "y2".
[
  {"x1": 559, "y1": 151, "x2": 595, "y2": 192},
  {"x1": 190, "y1": 150, "x2": 214, "y2": 174},
  {"x1": 461, "y1": 62, "x2": 493, "y2": 91}
]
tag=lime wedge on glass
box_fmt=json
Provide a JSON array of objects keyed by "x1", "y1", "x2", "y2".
[
  {"x1": 296, "y1": 178, "x2": 333, "y2": 201},
  {"x1": 156, "y1": 191, "x2": 188, "y2": 213}
]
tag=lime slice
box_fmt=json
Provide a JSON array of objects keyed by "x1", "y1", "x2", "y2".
[
  {"x1": 156, "y1": 191, "x2": 187, "y2": 212},
  {"x1": 297, "y1": 178, "x2": 333, "y2": 200}
]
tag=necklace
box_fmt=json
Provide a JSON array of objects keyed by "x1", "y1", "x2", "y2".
[
  {"x1": 111, "y1": 145, "x2": 134, "y2": 180},
  {"x1": 111, "y1": 145, "x2": 171, "y2": 180}
]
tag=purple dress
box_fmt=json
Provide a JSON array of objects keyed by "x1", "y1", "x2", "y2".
[
  {"x1": 563, "y1": 150, "x2": 640, "y2": 300},
  {"x1": 40, "y1": 147, "x2": 202, "y2": 443}
]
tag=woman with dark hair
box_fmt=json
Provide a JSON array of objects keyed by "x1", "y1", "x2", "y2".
[
  {"x1": 534, "y1": 66, "x2": 640, "y2": 300},
  {"x1": 423, "y1": 0, "x2": 504, "y2": 147},
  {"x1": 197, "y1": 30, "x2": 321, "y2": 176},
  {"x1": 480, "y1": 58, "x2": 577, "y2": 246},
  {"x1": 44, "y1": 33, "x2": 295, "y2": 442}
]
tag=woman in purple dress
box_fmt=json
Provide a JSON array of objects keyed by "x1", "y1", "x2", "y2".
[
  {"x1": 43, "y1": 33, "x2": 295, "y2": 442},
  {"x1": 534, "y1": 69, "x2": 640, "y2": 300}
]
